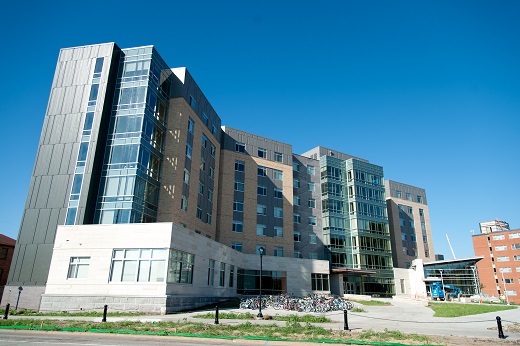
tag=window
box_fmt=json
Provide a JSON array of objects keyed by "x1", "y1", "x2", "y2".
[
  {"x1": 234, "y1": 180, "x2": 244, "y2": 192},
  {"x1": 232, "y1": 220, "x2": 243, "y2": 233},
  {"x1": 293, "y1": 162, "x2": 299, "y2": 172},
  {"x1": 406, "y1": 193, "x2": 412, "y2": 201},
  {"x1": 235, "y1": 160, "x2": 245, "y2": 172},
  {"x1": 232, "y1": 242, "x2": 242, "y2": 252},
  {"x1": 293, "y1": 179, "x2": 300, "y2": 188},
  {"x1": 168, "y1": 249, "x2": 194, "y2": 284},
  {"x1": 419, "y1": 209, "x2": 424, "y2": 217},
  {"x1": 185, "y1": 144, "x2": 192, "y2": 158},
  {"x1": 309, "y1": 252, "x2": 318, "y2": 260},
  {"x1": 274, "y1": 188, "x2": 283, "y2": 198},
  {"x1": 110, "y1": 249, "x2": 166, "y2": 282},
  {"x1": 311, "y1": 273, "x2": 329, "y2": 291},
  {"x1": 219, "y1": 262, "x2": 226, "y2": 287},
  {"x1": 495, "y1": 245, "x2": 507, "y2": 251},
  {"x1": 400, "y1": 218, "x2": 405, "y2": 227},
  {"x1": 208, "y1": 259, "x2": 215, "y2": 286},
  {"x1": 294, "y1": 213, "x2": 301, "y2": 223},
  {"x1": 257, "y1": 185, "x2": 267, "y2": 196},
  {"x1": 497, "y1": 256, "x2": 510, "y2": 262},
  {"x1": 210, "y1": 145, "x2": 216, "y2": 157},
  {"x1": 274, "y1": 227, "x2": 283, "y2": 238},
  {"x1": 307, "y1": 166, "x2": 315, "y2": 175},
  {"x1": 423, "y1": 235, "x2": 427, "y2": 243},
  {"x1": 235, "y1": 142, "x2": 245, "y2": 153},
  {"x1": 67, "y1": 257, "x2": 90, "y2": 279},
  {"x1": 202, "y1": 112, "x2": 209, "y2": 126},
  {"x1": 257, "y1": 204, "x2": 267, "y2": 215},
  {"x1": 200, "y1": 157, "x2": 206, "y2": 171},
  {"x1": 198, "y1": 181, "x2": 204, "y2": 195},
  {"x1": 273, "y1": 170, "x2": 283, "y2": 180},
  {"x1": 188, "y1": 118, "x2": 194, "y2": 134},
  {"x1": 294, "y1": 251, "x2": 302, "y2": 259},
  {"x1": 233, "y1": 200, "x2": 243, "y2": 212},
  {"x1": 421, "y1": 222, "x2": 426, "y2": 232},
  {"x1": 274, "y1": 247, "x2": 284, "y2": 257},
  {"x1": 308, "y1": 199, "x2": 316, "y2": 208},
  {"x1": 408, "y1": 206, "x2": 413, "y2": 214},
  {"x1": 417, "y1": 195, "x2": 423, "y2": 203},
  {"x1": 294, "y1": 231, "x2": 301, "y2": 242},
  {"x1": 256, "y1": 224, "x2": 266, "y2": 236},
  {"x1": 493, "y1": 234, "x2": 505, "y2": 240},
  {"x1": 401, "y1": 233, "x2": 407, "y2": 241},
  {"x1": 274, "y1": 152, "x2": 283, "y2": 162},
  {"x1": 180, "y1": 195, "x2": 188, "y2": 211},
  {"x1": 206, "y1": 213, "x2": 212, "y2": 224},
  {"x1": 183, "y1": 169, "x2": 190, "y2": 184},
  {"x1": 0, "y1": 248, "x2": 7, "y2": 260},
  {"x1": 201, "y1": 134, "x2": 208, "y2": 148},
  {"x1": 512, "y1": 244, "x2": 520, "y2": 250},
  {"x1": 425, "y1": 250, "x2": 430, "y2": 257},
  {"x1": 505, "y1": 290, "x2": 517, "y2": 296},
  {"x1": 293, "y1": 196, "x2": 300, "y2": 206},
  {"x1": 189, "y1": 95, "x2": 196, "y2": 109},
  {"x1": 398, "y1": 204, "x2": 403, "y2": 212},
  {"x1": 503, "y1": 278, "x2": 514, "y2": 284},
  {"x1": 258, "y1": 148, "x2": 267, "y2": 158},
  {"x1": 308, "y1": 182, "x2": 315, "y2": 191},
  {"x1": 309, "y1": 216, "x2": 317, "y2": 226},
  {"x1": 258, "y1": 166, "x2": 267, "y2": 176},
  {"x1": 396, "y1": 190, "x2": 402, "y2": 198},
  {"x1": 196, "y1": 207, "x2": 203, "y2": 220},
  {"x1": 229, "y1": 265, "x2": 234, "y2": 288},
  {"x1": 514, "y1": 255, "x2": 520, "y2": 261},
  {"x1": 500, "y1": 267, "x2": 512, "y2": 273},
  {"x1": 510, "y1": 233, "x2": 520, "y2": 239},
  {"x1": 309, "y1": 234, "x2": 317, "y2": 244},
  {"x1": 409, "y1": 220, "x2": 414, "y2": 228}
]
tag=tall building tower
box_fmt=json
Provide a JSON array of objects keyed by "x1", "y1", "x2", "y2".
[
  {"x1": 302, "y1": 147, "x2": 394, "y2": 296},
  {"x1": 385, "y1": 180, "x2": 435, "y2": 268}
]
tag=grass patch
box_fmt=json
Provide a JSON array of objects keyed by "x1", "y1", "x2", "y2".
[
  {"x1": 6, "y1": 309, "x2": 145, "y2": 317},
  {"x1": 0, "y1": 318, "x2": 436, "y2": 344},
  {"x1": 428, "y1": 302, "x2": 517, "y2": 317},
  {"x1": 351, "y1": 307, "x2": 366, "y2": 313},
  {"x1": 193, "y1": 312, "x2": 331, "y2": 323},
  {"x1": 350, "y1": 300, "x2": 392, "y2": 306}
]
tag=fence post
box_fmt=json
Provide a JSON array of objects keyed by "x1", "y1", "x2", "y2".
[
  {"x1": 3, "y1": 304, "x2": 10, "y2": 320},
  {"x1": 102, "y1": 304, "x2": 108, "y2": 322},
  {"x1": 215, "y1": 304, "x2": 219, "y2": 325},
  {"x1": 343, "y1": 309, "x2": 349, "y2": 331},
  {"x1": 496, "y1": 316, "x2": 505, "y2": 339}
]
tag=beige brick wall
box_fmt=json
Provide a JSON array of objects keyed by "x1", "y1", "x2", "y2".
[
  {"x1": 216, "y1": 152, "x2": 294, "y2": 257},
  {"x1": 157, "y1": 98, "x2": 220, "y2": 239}
]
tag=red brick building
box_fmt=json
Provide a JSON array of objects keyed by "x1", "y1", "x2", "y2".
[
  {"x1": 0, "y1": 234, "x2": 16, "y2": 302},
  {"x1": 472, "y1": 221, "x2": 520, "y2": 304}
]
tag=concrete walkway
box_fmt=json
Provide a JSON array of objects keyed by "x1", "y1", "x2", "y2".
[{"x1": 5, "y1": 299, "x2": 520, "y2": 341}]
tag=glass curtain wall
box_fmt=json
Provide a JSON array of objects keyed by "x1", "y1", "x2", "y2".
[{"x1": 95, "y1": 47, "x2": 172, "y2": 224}]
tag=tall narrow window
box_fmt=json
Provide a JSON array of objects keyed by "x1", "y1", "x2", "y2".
[{"x1": 208, "y1": 259, "x2": 215, "y2": 286}]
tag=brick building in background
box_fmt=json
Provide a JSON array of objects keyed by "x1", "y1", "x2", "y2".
[
  {"x1": 0, "y1": 234, "x2": 16, "y2": 302},
  {"x1": 472, "y1": 220, "x2": 520, "y2": 304}
]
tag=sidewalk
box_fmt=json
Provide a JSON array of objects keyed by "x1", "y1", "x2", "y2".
[{"x1": 5, "y1": 299, "x2": 520, "y2": 341}]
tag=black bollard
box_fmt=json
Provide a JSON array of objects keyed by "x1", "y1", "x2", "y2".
[
  {"x1": 343, "y1": 309, "x2": 349, "y2": 331},
  {"x1": 215, "y1": 305, "x2": 219, "y2": 325},
  {"x1": 3, "y1": 304, "x2": 10, "y2": 320},
  {"x1": 102, "y1": 305, "x2": 108, "y2": 322},
  {"x1": 496, "y1": 316, "x2": 505, "y2": 339}
]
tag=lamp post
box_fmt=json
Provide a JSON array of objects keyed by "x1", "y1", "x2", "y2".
[
  {"x1": 439, "y1": 269, "x2": 446, "y2": 301},
  {"x1": 15, "y1": 286, "x2": 23, "y2": 310},
  {"x1": 257, "y1": 246, "x2": 265, "y2": 319}
]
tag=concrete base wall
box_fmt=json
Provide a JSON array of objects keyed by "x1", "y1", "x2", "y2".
[
  {"x1": 1, "y1": 286, "x2": 45, "y2": 311},
  {"x1": 40, "y1": 294, "x2": 234, "y2": 314}
]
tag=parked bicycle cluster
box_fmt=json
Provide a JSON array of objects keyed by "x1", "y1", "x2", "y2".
[{"x1": 239, "y1": 294, "x2": 353, "y2": 313}]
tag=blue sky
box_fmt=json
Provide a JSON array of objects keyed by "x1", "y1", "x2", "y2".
[{"x1": 0, "y1": 1, "x2": 518, "y2": 259}]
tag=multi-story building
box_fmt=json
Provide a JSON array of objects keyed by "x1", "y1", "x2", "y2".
[
  {"x1": 385, "y1": 181, "x2": 435, "y2": 268},
  {"x1": 472, "y1": 220, "x2": 520, "y2": 304},
  {"x1": 0, "y1": 235, "x2": 16, "y2": 302},
  {"x1": 301, "y1": 147, "x2": 395, "y2": 296},
  {"x1": 2, "y1": 43, "x2": 329, "y2": 312}
]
